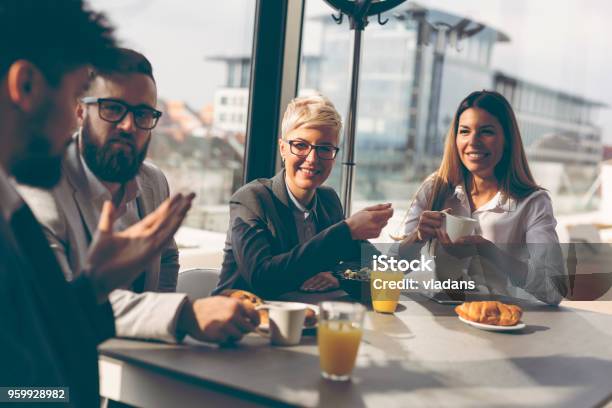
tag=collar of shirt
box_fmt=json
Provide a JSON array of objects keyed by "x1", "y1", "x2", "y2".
[
  {"x1": 79, "y1": 152, "x2": 140, "y2": 215},
  {"x1": 452, "y1": 184, "x2": 517, "y2": 214},
  {"x1": 0, "y1": 166, "x2": 25, "y2": 222},
  {"x1": 284, "y1": 177, "x2": 318, "y2": 220}
]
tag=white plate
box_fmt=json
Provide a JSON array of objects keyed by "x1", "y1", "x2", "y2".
[
  {"x1": 258, "y1": 302, "x2": 319, "y2": 330},
  {"x1": 458, "y1": 316, "x2": 526, "y2": 332}
]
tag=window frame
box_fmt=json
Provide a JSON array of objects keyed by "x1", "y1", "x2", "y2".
[{"x1": 243, "y1": 0, "x2": 305, "y2": 183}]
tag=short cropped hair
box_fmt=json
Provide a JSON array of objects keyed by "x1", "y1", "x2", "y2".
[
  {"x1": 0, "y1": 0, "x2": 116, "y2": 86},
  {"x1": 90, "y1": 47, "x2": 155, "y2": 83},
  {"x1": 281, "y1": 94, "x2": 342, "y2": 140}
]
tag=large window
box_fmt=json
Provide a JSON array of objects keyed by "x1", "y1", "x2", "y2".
[
  {"x1": 92, "y1": 0, "x2": 256, "y2": 268},
  {"x1": 298, "y1": 0, "x2": 612, "y2": 243}
]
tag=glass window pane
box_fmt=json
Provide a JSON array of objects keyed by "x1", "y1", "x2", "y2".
[
  {"x1": 92, "y1": 0, "x2": 256, "y2": 268},
  {"x1": 298, "y1": 0, "x2": 611, "y2": 243}
]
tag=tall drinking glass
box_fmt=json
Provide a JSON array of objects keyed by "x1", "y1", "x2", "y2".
[
  {"x1": 371, "y1": 271, "x2": 403, "y2": 313},
  {"x1": 317, "y1": 302, "x2": 366, "y2": 381}
]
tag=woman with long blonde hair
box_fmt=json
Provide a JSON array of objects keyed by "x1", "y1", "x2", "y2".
[{"x1": 400, "y1": 90, "x2": 567, "y2": 305}]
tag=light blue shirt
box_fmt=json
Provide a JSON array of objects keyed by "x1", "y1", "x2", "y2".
[{"x1": 285, "y1": 178, "x2": 319, "y2": 244}]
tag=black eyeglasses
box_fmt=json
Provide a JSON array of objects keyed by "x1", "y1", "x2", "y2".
[
  {"x1": 81, "y1": 97, "x2": 162, "y2": 130},
  {"x1": 285, "y1": 140, "x2": 340, "y2": 160}
]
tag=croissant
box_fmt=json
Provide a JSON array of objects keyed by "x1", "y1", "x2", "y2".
[
  {"x1": 220, "y1": 289, "x2": 263, "y2": 306},
  {"x1": 304, "y1": 308, "x2": 317, "y2": 327},
  {"x1": 219, "y1": 289, "x2": 268, "y2": 325},
  {"x1": 455, "y1": 301, "x2": 522, "y2": 326}
]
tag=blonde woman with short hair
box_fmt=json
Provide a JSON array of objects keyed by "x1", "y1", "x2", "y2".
[{"x1": 214, "y1": 94, "x2": 393, "y2": 298}]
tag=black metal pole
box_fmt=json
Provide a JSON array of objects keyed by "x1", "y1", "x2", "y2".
[
  {"x1": 324, "y1": 0, "x2": 406, "y2": 215},
  {"x1": 340, "y1": 28, "x2": 363, "y2": 216},
  {"x1": 425, "y1": 30, "x2": 446, "y2": 158},
  {"x1": 407, "y1": 10, "x2": 427, "y2": 176}
]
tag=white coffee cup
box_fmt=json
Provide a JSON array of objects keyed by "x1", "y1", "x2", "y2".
[
  {"x1": 442, "y1": 213, "x2": 477, "y2": 242},
  {"x1": 256, "y1": 303, "x2": 306, "y2": 346}
]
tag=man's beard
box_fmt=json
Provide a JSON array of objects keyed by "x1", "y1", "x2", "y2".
[
  {"x1": 11, "y1": 102, "x2": 67, "y2": 189},
  {"x1": 11, "y1": 133, "x2": 64, "y2": 188},
  {"x1": 81, "y1": 122, "x2": 150, "y2": 183}
]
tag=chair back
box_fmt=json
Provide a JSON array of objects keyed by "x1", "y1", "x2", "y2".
[{"x1": 177, "y1": 268, "x2": 220, "y2": 299}]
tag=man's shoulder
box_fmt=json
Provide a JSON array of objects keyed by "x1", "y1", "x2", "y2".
[
  {"x1": 138, "y1": 160, "x2": 167, "y2": 184},
  {"x1": 15, "y1": 184, "x2": 67, "y2": 235},
  {"x1": 135, "y1": 161, "x2": 172, "y2": 205},
  {"x1": 16, "y1": 185, "x2": 62, "y2": 220}
]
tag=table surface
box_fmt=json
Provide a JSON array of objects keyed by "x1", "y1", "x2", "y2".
[{"x1": 100, "y1": 292, "x2": 612, "y2": 408}]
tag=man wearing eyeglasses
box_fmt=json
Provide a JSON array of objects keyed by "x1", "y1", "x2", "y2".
[
  {"x1": 213, "y1": 94, "x2": 393, "y2": 298},
  {"x1": 19, "y1": 48, "x2": 259, "y2": 345}
]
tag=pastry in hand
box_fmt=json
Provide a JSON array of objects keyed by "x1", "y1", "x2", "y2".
[
  {"x1": 455, "y1": 301, "x2": 522, "y2": 326},
  {"x1": 219, "y1": 289, "x2": 268, "y2": 326},
  {"x1": 304, "y1": 307, "x2": 318, "y2": 327}
]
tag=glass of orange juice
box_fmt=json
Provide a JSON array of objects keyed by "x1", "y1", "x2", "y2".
[
  {"x1": 370, "y1": 271, "x2": 403, "y2": 313},
  {"x1": 317, "y1": 302, "x2": 366, "y2": 381}
]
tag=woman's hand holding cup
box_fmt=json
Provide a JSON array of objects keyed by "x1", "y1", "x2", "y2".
[{"x1": 416, "y1": 208, "x2": 451, "y2": 241}]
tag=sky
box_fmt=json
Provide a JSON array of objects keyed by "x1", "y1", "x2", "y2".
[
  {"x1": 420, "y1": 0, "x2": 612, "y2": 143},
  {"x1": 91, "y1": 0, "x2": 255, "y2": 111},
  {"x1": 91, "y1": 0, "x2": 612, "y2": 144}
]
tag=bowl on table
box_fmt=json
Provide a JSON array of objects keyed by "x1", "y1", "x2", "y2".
[{"x1": 335, "y1": 267, "x2": 372, "y2": 304}]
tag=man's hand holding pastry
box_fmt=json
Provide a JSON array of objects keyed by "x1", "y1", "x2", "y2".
[{"x1": 178, "y1": 296, "x2": 260, "y2": 344}]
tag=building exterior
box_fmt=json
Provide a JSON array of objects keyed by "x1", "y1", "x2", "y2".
[
  {"x1": 207, "y1": 56, "x2": 251, "y2": 133},
  {"x1": 147, "y1": 99, "x2": 244, "y2": 232},
  {"x1": 213, "y1": 87, "x2": 249, "y2": 133},
  {"x1": 310, "y1": 2, "x2": 607, "y2": 203},
  {"x1": 209, "y1": 54, "x2": 323, "y2": 134},
  {"x1": 495, "y1": 71, "x2": 605, "y2": 166},
  {"x1": 208, "y1": 2, "x2": 606, "y2": 207}
]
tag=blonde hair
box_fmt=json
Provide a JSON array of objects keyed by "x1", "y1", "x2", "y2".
[
  {"x1": 281, "y1": 94, "x2": 342, "y2": 140},
  {"x1": 426, "y1": 90, "x2": 541, "y2": 211}
]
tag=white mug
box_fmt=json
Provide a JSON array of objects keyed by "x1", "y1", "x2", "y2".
[
  {"x1": 256, "y1": 303, "x2": 306, "y2": 346},
  {"x1": 442, "y1": 213, "x2": 477, "y2": 242}
]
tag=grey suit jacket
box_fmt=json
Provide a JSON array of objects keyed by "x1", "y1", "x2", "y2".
[
  {"x1": 214, "y1": 171, "x2": 367, "y2": 298},
  {"x1": 19, "y1": 141, "x2": 187, "y2": 342}
]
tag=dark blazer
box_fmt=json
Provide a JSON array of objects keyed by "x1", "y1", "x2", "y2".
[
  {"x1": 0, "y1": 205, "x2": 114, "y2": 408},
  {"x1": 214, "y1": 171, "x2": 364, "y2": 298}
]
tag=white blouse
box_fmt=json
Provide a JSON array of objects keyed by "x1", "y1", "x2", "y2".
[
  {"x1": 402, "y1": 179, "x2": 567, "y2": 305},
  {"x1": 404, "y1": 182, "x2": 559, "y2": 244}
]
